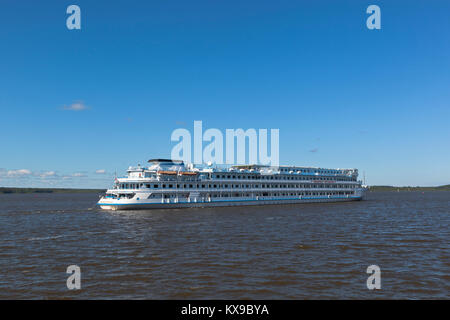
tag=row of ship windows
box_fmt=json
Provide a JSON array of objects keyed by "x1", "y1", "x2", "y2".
[
  {"x1": 147, "y1": 191, "x2": 355, "y2": 198},
  {"x1": 149, "y1": 175, "x2": 356, "y2": 182},
  {"x1": 119, "y1": 183, "x2": 356, "y2": 189},
  {"x1": 208, "y1": 174, "x2": 355, "y2": 181},
  {"x1": 279, "y1": 168, "x2": 342, "y2": 174}
]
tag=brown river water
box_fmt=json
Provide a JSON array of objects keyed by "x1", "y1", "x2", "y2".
[{"x1": 0, "y1": 191, "x2": 449, "y2": 299}]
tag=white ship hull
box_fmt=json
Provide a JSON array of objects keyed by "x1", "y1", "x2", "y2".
[
  {"x1": 98, "y1": 193, "x2": 364, "y2": 211},
  {"x1": 97, "y1": 159, "x2": 366, "y2": 211}
]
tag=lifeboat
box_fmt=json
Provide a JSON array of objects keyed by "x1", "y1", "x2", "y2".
[
  {"x1": 157, "y1": 170, "x2": 178, "y2": 175},
  {"x1": 178, "y1": 171, "x2": 198, "y2": 176}
]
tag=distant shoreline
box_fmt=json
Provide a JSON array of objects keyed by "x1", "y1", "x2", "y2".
[
  {"x1": 368, "y1": 185, "x2": 450, "y2": 192},
  {"x1": 1, "y1": 185, "x2": 449, "y2": 194},
  {"x1": 0, "y1": 187, "x2": 105, "y2": 194}
]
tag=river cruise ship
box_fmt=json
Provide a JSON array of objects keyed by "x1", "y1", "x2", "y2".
[{"x1": 97, "y1": 159, "x2": 366, "y2": 210}]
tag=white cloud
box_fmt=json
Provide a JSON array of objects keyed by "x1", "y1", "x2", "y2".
[
  {"x1": 7, "y1": 169, "x2": 32, "y2": 177},
  {"x1": 63, "y1": 102, "x2": 89, "y2": 111},
  {"x1": 72, "y1": 172, "x2": 87, "y2": 177},
  {"x1": 40, "y1": 171, "x2": 56, "y2": 178},
  {"x1": 95, "y1": 169, "x2": 106, "y2": 174},
  {"x1": 0, "y1": 168, "x2": 103, "y2": 188}
]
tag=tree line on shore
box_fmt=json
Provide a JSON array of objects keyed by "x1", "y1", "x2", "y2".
[
  {"x1": 0, "y1": 187, "x2": 105, "y2": 194},
  {"x1": 368, "y1": 185, "x2": 450, "y2": 192}
]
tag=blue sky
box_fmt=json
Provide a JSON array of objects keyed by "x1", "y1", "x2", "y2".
[{"x1": 1, "y1": 0, "x2": 449, "y2": 188}]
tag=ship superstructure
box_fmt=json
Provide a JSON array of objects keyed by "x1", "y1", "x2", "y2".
[{"x1": 97, "y1": 159, "x2": 366, "y2": 210}]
